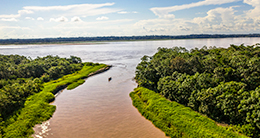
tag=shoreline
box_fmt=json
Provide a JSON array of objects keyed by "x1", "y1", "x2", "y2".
[
  {"x1": 33, "y1": 65, "x2": 111, "y2": 138},
  {"x1": 130, "y1": 87, "x2": 247, "y2": 137},
  {"x1": 1, "y1": 36, "x2": 260, "y2": 46},
  {"x1": 2, "y1": 63, "x2": 110, "y2": 138},
  {"x1": 87, "y1": 65, "x2": 111, "y2": 77},
  {"x1": 0, "y1": 41, "x2": 107, "y2": 46},
  {"x1": 54, "y1": 65, "x2": 112, "y2": 97}
]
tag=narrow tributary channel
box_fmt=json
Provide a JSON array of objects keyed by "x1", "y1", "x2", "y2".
[{"x1": 33, "y1": 62, "x2": 167, "y2": 138}]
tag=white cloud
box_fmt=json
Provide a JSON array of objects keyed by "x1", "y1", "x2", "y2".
[
  {"x1": 143, "y1": 26, "x2": 166, "y2": 32},
  {"x1": 0, "y1": 10, "x2": 33, "y2": 19},
  {"x1": 23, "y1": 3, "x2": 120, "y2": 17},
  {"x1": 23, "y1": 3, "x2": 115, "y2": 11},
  {"x1": 37, "y1": 17, "x2": 44, "y2": 21},
  {"x1": 244, "y1": 0, "x2": 260, "y2": 6},
  {"x1": 25, "y1": 17, "x2": 35, "y2": 20},
  {"x1": 150, "y1": 0, "x2": 240, "y2": 17},
  {"x1": 244, "y1": 0, "x2": 260, "y2": 19},
  {"x1": 52, "y1": 19, "x2": 133, "y2": 29},
  {"x1": 0, "y1": 14, "x2": 20, "y2": 18},
  {"x1": 50, "y1": 16, "x2": 68, "y2": 22},
  {"x1": 58, "y1": 16, "x2": 68, "y2": 22},
  {"x1": 96, "y1": 16, "x2": 109, "y2": 20},
  {"x1": 71, "y1": 16, "x2": 82, "y2": 22},
  {"x1": 135, "y1": 4, "x2": 260, "y2": 35},
  {"x1": 18, "y1": 10, "x2": 34, "y2": 15},
  {"x1": 132, "y1": 0, "x2": 260, "y2": 35},
  {"x1": 1, "y1": 1, "x2": 260, "y2": 38},
  {"x1": 118, "y1": 11, "x2": 138, "y2": 14},
  {"x1": 193, "y1": 7, "x2": 236, "y2": 25},
  {"x1": 0, "y1": 3, "x2": 121, "y2": 22},
  {"x1": 1, "y1": 18, "x2": 18, "y2": 22},
  {"x1": 118, "y1": 11, "x2": 128, "y2": 14},
  {"x1": 163, "y1": 14, "x2": 175, "y2": 19},
  {"x1": 6, "y1": 18, "x2": 134, "y2": 38},
  {"x1": 0, "y1": 26, "x2": 30, "y2": 30}
]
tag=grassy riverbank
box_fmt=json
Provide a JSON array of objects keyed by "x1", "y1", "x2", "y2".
[
  {"x1": 1, "y1": 63, "x2": 109, "y2": 138},
  {"x1": 130, "y1": 87, "x2": 247, "y2": 138},
  {"x1": 42, "y1": 63, "x2": 108, "y2": 93}
]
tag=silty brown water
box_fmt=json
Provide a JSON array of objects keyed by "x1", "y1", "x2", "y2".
[{"x1": 1, "y1": 38, "x2": 260, "y2": 138}]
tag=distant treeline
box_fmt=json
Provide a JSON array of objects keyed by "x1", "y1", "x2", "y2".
[{"x1": 1, "y1": 34, "x2": 260, "y2": 45}]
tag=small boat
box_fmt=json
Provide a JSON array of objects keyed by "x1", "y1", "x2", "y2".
[{"x1": 108, "y1": 77, "x2": 112, "y2": 81}]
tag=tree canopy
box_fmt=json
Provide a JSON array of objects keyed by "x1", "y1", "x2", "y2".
[
  {"x1": 135, "y1": 43, "x2": 260, "y2": 137},
  {"x1": 0, "y1": 55, "x2": 84, "y2": 137}
]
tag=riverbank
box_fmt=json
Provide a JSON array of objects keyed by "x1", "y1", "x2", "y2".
[
  {"x1": 60, "y1": 65, "x2": 111, "y2": 92},
  {"x1": 0, "y1": 41, "x2": 107, "y2": 46},
  {"x1": 130, "y1": 87, "x2": 247, "y2": 138},
  {"x1": 1, "y1": 34, "x2": 260, "y2": 45},
  {"x1": 2, "y1": 63, "x2": 110, "y2": 138}
]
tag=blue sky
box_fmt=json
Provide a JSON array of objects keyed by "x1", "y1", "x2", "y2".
[{"x1": 0, "y1": 0, "x2": 259, "y2": 39}]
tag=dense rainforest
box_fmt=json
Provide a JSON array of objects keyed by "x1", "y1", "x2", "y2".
[
  {"x1": 135, "y1": 43, "x2": 260, "y2": 137},
  {"x1": 0, "y1": 55, "x2": 83, "y2": 116},
  {"x1": 0, "y1": 55, "x2": 84, "y2": 137}
]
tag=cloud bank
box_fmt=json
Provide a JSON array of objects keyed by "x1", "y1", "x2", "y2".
[
  {"x1": 1, "y1": 1, "x2": 260, "y2": 38},
  {"x1": 150, "y1": 0, "x2": 240, "y2": 18},
  {"x1": 0, "y1": 3, "x2": 121, "y2": 22},
  {"x1": 135, "y1": 0, "x2": 260, "y2": 35}
]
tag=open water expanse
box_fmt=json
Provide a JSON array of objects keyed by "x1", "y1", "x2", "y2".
[{"x1": 1, "y1": 38, "x2": 260, "y2": 138}]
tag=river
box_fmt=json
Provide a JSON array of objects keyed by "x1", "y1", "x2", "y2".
[{"x1": 1, "y1": 38, "x2": 260, "y2": 138}]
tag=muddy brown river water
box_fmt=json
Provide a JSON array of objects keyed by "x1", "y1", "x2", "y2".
[{"x1": 1, "y1": 38, "x2": 260, "y2": 138}]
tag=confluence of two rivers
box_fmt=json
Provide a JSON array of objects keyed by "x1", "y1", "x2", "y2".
[{"x1": 1, "y1": 38, "x2": 260, "y2": 138}]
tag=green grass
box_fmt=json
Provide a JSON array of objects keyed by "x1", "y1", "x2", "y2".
[
  {"x1": 2, "y1": 63, "x2": 108, "y2": 138},
  {"x1": 3, "y1": 92, "x2": 56, "y2": 138},
  {"x1": 130, "y1": 87, "x2": 247, "y2": 138},
  {"x1": 67, "y1": 79, "x2": 85, "y2": 90},
  {"x1": 42, "y1": 63, "x2": 106, "y2": 93}
]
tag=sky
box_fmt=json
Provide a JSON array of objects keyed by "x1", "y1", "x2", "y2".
[{"x1": 0, "y1": 0, "x2": 260, "y2": 39}]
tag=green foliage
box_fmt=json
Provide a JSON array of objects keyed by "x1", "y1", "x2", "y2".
[
  {"x1": 0, "y1": 78, "x2": 43, "y2": 119},
  {"x1": 67, "y1": 79, "x2": 85, "y2": 90},
  {"x1": 0, "y1": 55, "x2": 84, "y2": 123},
  {"x1": 0, "y1": 54, "x2": 108, "y2": 137},
  {"x1": 3, "y1": 91, "x2": 56, "y2": 138},
  {"x1": 228, "y1": 124, "x2": 255, "y2": 137},
  {"x1": 3, "y1": 63, "x2": 107, "y2": 137},
  {"x1": 0, "y1": 55, "x2": 83, "y2": 81},
  {"x1": 190, "y1": 81, "x2": 247, "y2": 123},
  {"x1": 43, "y1": 64, "x2": 106, "y2": 93},
  {"x1": 135, "y1": 44, "x2": 260, "y2": 137},
  {"x1": 239, "y1": 87, "x2": 260, "y2": 132},
  {"x1": 130, "y1": 87, "x2": 247, "y2": 138},
  {"x1": 158, "y1": 72, "x2": 216, "y2": 105}
]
